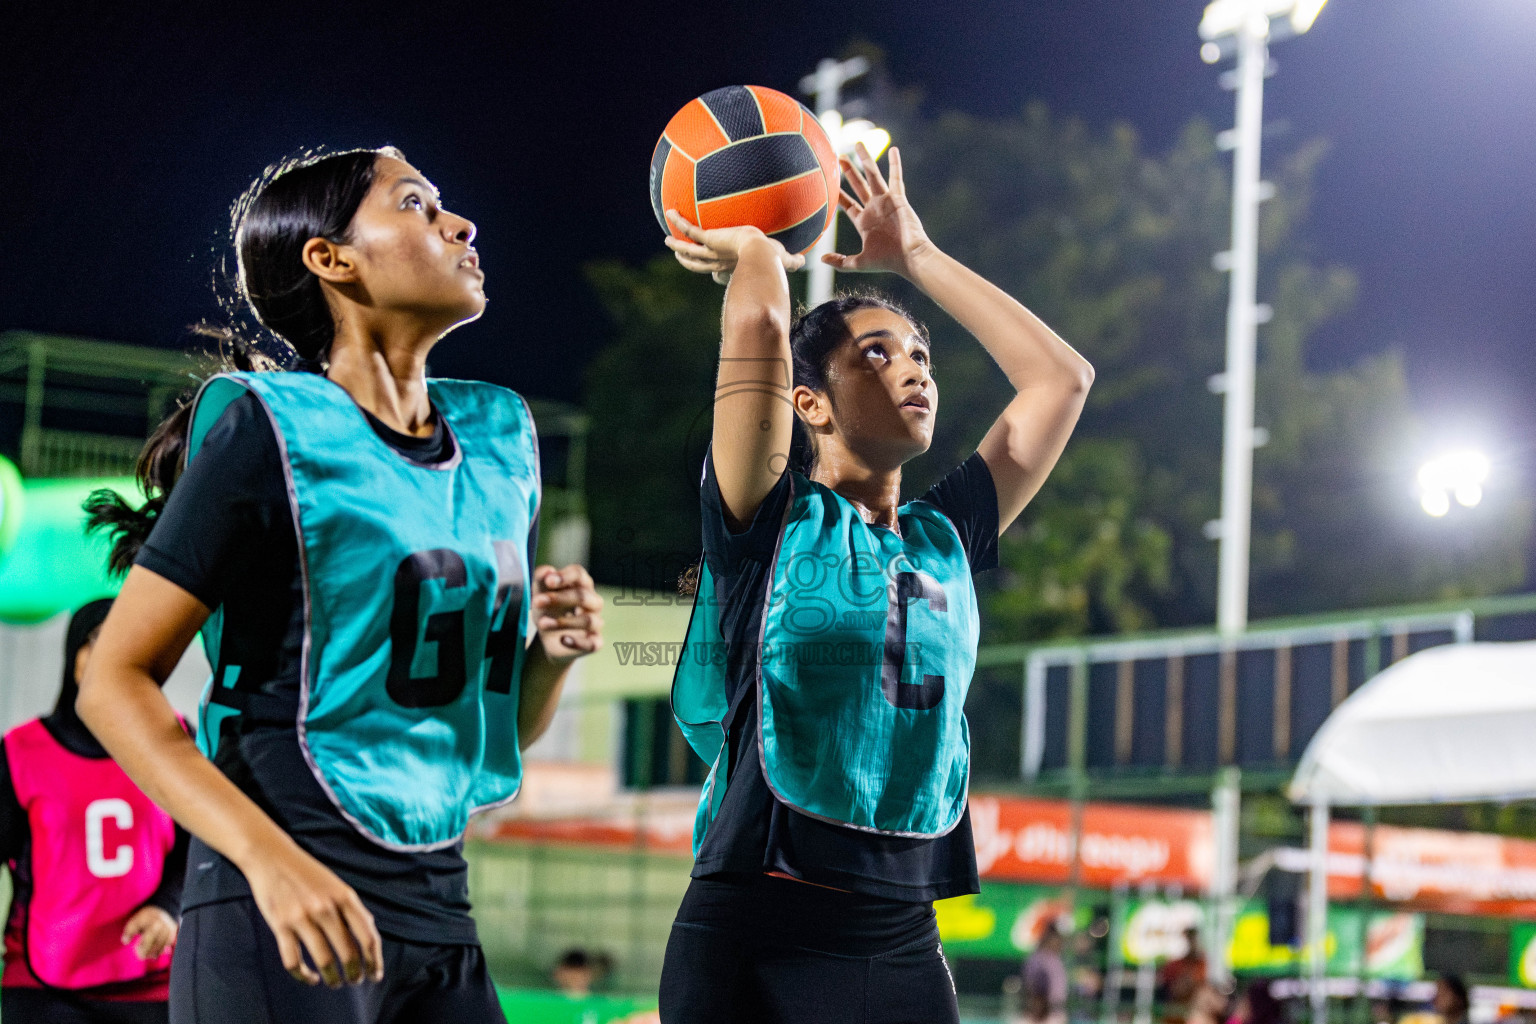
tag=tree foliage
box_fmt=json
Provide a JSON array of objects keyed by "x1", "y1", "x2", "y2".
[{"x1": 582, "y1": 95, "x2": 1531, "y2": 637}]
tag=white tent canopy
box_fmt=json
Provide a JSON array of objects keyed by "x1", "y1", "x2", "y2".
[
  {"x1": 1290, "y1": 640, "x2": 1536, "y2": 806},
  {"x1": 1287, "y1": 640, "x2": 1536, "y2": 1022}
]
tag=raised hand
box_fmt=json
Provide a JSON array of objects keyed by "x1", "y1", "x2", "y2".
[
  {"x1": 664, "y1": 210, "x2": 805, "y2": 284},
  {"x1": 825, "y1": 144, "x2": 933, "y2": 278},
  {"x1": 532, "y1": 564, "x2": 604, "y2": 662}
]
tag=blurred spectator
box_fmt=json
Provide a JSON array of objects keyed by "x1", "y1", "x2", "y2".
[
  {"x1": 1158, "y1": 927, "x2": 1207, "y2": 1005},
  {"x1": 1022, "y1": 923, "x2": 1069, "y2": 1024},
  {"x1": 1434, "y1": 975, "x2": 1470, "y2": 1024},
  {"x1": 1228, "y1": 981, "x2": 1286, "y2": 1024},
  {"x1": 1069, "y1": 929, "x2": 1103, "y2": 1012},
  {"x1": 1186, "y1": 984, "x2": 1228, "y2": 1024},
  {"x1": 1372, "y1": 993, "x2": 1408, "y2": 1024},
  {"x1": 553, "y1": 948, "x2": 598, "y2": 998}
]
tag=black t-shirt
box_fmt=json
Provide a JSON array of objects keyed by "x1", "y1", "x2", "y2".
[
  {"x1": 135, "y1": 391, "x2": 477, "y2": 944},
  {"x1": 691, "y1": 451, "x2": 999, "y2": 902}
]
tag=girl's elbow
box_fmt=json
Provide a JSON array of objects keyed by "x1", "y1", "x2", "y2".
[
  {"x1": 1070, "y1": 358, "x2": 1095, "y2": 393},
  {"x1": 724, "y1": 305, "x2": 789, "y2": 345}
]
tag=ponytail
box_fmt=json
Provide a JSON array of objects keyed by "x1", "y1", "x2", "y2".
[{"x1": 85, "y1": 146, "x2": 400, "y2": 575}]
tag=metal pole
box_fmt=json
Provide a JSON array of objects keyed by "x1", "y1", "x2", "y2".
[
  {"x1": 1101, "y1": 883, "x2": 1129, "y2": 1024},
  {"x1": 1215, "y1": 19, "x2": 1268, "y2": 635},
  {"x1": 1208, "y1": 767, "x2": 1241, "y2": 987},
  {"x1": 1064, "y1": 653, "x2": 1089, "y2": 1022},
  {"x1": 1307, "y1": 796, "x2": 1331, "y2": 1024},
  {"x1": 801, "y1": 57, "x2": 867, "y2": 307}
]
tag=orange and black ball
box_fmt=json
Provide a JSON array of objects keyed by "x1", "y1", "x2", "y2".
[{"x1": 650, "y1": 85, "x2": 840, "y2": 255}]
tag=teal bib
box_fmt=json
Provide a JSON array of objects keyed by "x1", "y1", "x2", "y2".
[
  {"x1": 187, "y1": 372, "x2": 539, "y2": 850},
  {"x1": 673, "y1": 471, "x2": 978, "y2": 850}
]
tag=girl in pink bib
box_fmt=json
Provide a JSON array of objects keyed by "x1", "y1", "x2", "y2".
[{"x1": 1, "y1": 600, "x2": 186, "y2": 1024}]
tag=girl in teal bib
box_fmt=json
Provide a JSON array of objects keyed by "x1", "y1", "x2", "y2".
[
  {"x1": 659, "y1": 144, "x2": 1094, "y2": 1023},
  {"x1": 78, "y1": 148, "x2": 604, "y2": 1023}
]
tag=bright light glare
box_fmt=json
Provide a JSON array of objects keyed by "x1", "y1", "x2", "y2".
[
  {"x1": 819, "y1": 111, "x2": 891, "y2": 160},
  {"x1": 1200, "y1": 0, "x2": 1327, "y2": 41},
  {"x1": 1290, "y1": 0, "x2": 1328, "y2": 34},
  {"x1": 1417, "y1": 450, "x2": 1490, "y2": 517}
]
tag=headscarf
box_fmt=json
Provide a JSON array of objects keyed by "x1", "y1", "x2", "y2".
[{"x1": 52, "y1": 598, "x2": 114, "y2": 720}]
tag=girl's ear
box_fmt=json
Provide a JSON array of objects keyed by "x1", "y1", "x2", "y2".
[
  {"x1": 792, "y1": 385, "x2": 831, "y2": 429},
  {"x1": 301, "y1": 237, "x2": 358, "y2": 284}
]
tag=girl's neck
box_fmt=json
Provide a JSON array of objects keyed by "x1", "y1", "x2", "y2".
[
  {"x1": 324, "y1": 322, "x2": 437, "y2": 437},
  {"x1": 811, "y1": 456, "x2": 903, "y2": 530}
]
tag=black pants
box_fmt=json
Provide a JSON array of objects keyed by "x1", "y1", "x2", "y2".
[
  {"x1": 2, "y1": 989, "x2": 167, "y2": 1024},
  {"x1": 659, "y1": 874, "x2": 960, "y2": 1024},
  {"x1": 167, "y1": 897, "x2": 505, "y2": 1024}
]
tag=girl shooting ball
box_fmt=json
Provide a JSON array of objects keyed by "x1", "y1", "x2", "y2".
[{"x1": 660, "y1": 142, "x2": 1093, "y2": 1023}]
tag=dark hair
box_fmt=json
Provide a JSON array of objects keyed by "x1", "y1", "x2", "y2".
[
  {"x1": 85, "y1": 146, "x2": 401, "y2": 572},
  {"x1": 1437, "y1": 975, "x2": 1469, "y2": 1015},
  {"x1": 53, "y1": 598, "x2": 113, "y2": 718},
  {"x1": 788, "y1": 291, "x2": 925, "y2": 476},
  {"x1": 1243, "y1": 981, "x2": 1285, "y2": 1024},
  {"x1": 234, "y1": 147, "x2": 400, "y2": 361},
  {"x1": 556, "y1": 949, "x2": 591, "y2": 970}
]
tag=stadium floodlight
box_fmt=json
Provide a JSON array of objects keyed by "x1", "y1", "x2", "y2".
[
  {"x1": 800, "y1": 57, "x2": 885, "y2": 306},
  {"x1": 1418, "y1": 450, "x2": 1490, "y2": 517},
  {"x1": 819, "y1": 111, "x2": 891, "y2": 161},
  {"x1": 1200, "y1": 0, "x2": 1329, "y2": 60}
]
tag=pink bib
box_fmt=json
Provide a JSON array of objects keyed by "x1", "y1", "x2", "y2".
[{"x1": 3, "y1": 719, "x2": 177, "y2": 988}]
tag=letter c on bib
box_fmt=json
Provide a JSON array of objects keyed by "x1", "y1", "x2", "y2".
[{"x1": 85, "y1": 798, "x2": 134, "y2": 878}]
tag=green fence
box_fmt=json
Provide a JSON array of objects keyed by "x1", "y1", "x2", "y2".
[{"x1": 467, "y1": 838, "x2": 692, "y2": 993}]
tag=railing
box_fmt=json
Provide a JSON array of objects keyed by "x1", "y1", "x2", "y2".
[
  {"x1": 967, "y1": 592, "x2": 1536, "y2": 798},
  {"x1": 25, "y1": 428, "x2": 145, "y2": 478}
]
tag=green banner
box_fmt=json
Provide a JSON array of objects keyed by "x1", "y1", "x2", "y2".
[
  {"x1": 935, "y1": 884, "x2": 1087, "y2": 958},
  {"x1": 1117, "y1": 897, "x2": 1421, "y2": 980},
  {"x1": 936, "y1": 885, "x2": 1422, "y2": 980},
  {"x1": 1510, "y1": 924, "x2": 1536, "y2": 987}
]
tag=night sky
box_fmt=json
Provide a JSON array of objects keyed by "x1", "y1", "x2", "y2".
[{"x1": 4, "y1": 0, "x2": 1534, "y2": 476}]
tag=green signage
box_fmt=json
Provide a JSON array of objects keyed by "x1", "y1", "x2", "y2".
[
  {"x1": 936, "y1": 884, "x2": 1088, "y2": 958},
  {"x1": 937, "y1": 883, "x2": 1422, "y2": 981},
  {"x1": 1510, "y1": 924, "x2": 1536, "y2": 987}
]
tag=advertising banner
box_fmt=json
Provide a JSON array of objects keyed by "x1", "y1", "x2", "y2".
[
  {"x1": 1510, "y1": 924, "x2": 1536, "y2": 987},
  {"x1": 1325, "y1": 822, "x2": 1536, "y2": 919},
  {"x1": 969, "y1": 795, "x2": 1214, "y2": 890},
  {"x1": 935, "y1": 885, "x2": 1422, "y2": 979}
]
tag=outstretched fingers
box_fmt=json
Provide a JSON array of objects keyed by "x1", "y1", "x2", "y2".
[
  {"x1": 840, "y1": 155, "x2": 872, "y2": 204},
  {"x1": 854, "y1": 141, "x2": 888, "y2": 193}
]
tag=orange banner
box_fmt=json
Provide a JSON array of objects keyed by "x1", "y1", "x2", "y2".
[
  {"x1": 1323, "y1": 821, "x2": 1536, "y2": 919},
  {"x1": 970, "y1": 794, "x2": 1214, "y2": 890}
]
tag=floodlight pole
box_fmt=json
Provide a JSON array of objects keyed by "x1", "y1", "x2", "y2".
[
  {"x1": 800, "y1": 57, "x2": 868, "y2": 307},
  {"x1": 1214, "y1": 18, "x2": 1270, "y2": 637}
]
